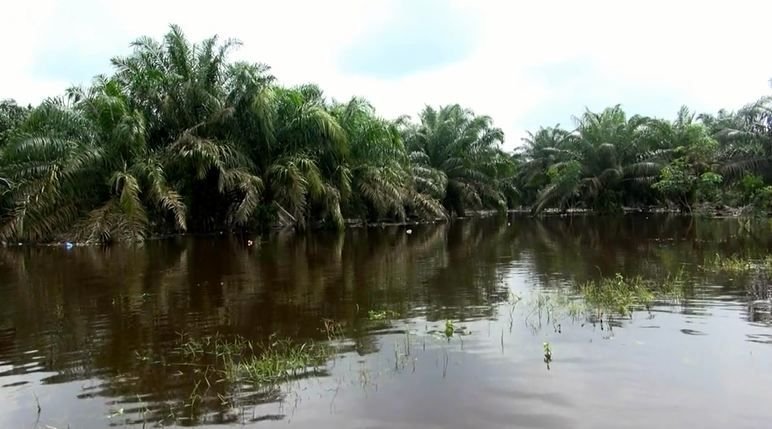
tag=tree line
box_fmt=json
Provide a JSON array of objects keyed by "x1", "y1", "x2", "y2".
[{"x1": 0, "y1": 25, "x2": 770, "y2": 243}]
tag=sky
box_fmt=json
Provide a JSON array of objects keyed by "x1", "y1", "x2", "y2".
[{"x1": 2, "y1": 0, "x2": 772, "y2": 149}]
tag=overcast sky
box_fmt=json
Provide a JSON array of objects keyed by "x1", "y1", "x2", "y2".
[{"x1": 3, "y1": 0, "x2": 771, "y2": 148}]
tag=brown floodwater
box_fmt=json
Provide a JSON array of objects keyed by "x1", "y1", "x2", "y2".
[{"x1": 1, "y1": 215, "x2": 771, "y2": 429}]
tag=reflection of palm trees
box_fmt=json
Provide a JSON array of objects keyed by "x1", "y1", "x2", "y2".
[{"x1": 2, "y1": 215, "x2": 771, "y2": 425}]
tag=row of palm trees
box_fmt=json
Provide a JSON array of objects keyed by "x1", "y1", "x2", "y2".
[
  {"x1": 515, "y1": 102, "x2": 772, "y2": 213},
  {"x1": 0, "y1": 25, "x2": 770, "y2": 243},
  {"x1": 0, "y1": 26, "x2": 513, "y2": 243}
]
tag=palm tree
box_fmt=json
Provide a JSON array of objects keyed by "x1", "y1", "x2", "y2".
[
  {"x1": 332, "y1": 98, "x2": 445, "y2": 222},
  {"x1": 515, "y1": 125, "x2": 577, "y2": 206},
  {"x1": 532, "y1": 106, "x2": 661, "y2": 213},
  {"x1": 702, "y1": 97, "x2": 772, "y2": 181},
  {"x1": 111, "y1": 24, "x2": 263, "y2": 232},
  {"x1": 0, "y1": 100, "x2": 31, "y2": 147},
  {"x1": 402, "y1": 104, "x2": 513, "y2": 216},
  {"x1": 0, "y1": 98, "x2": 99, "y2": 241},
  {"x1": 265, "y1": 85, "x2": 349, "y2": 229},
  {"x1": 0, "y1": 78, "x2": 186, "y2": 243}
]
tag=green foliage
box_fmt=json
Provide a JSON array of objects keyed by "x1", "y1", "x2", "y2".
[
  {"x1": 402, "y1": 105, "x2": 514, "y2": 216},
  {"x1": 751, "y1": 186, "x2": 772, "y2": 212},
  {"x1": 703, "y1": 253, "x2": 772, "y2": 273},
  {"x1": 699, "y1": 172, "x2": 723, "y2": 201},
  {"x1": 527, "y1": 106, "x2": 663, "y2": 213},
  {"x1": 0, "y1": 100, "x2": 31, "y2": 147},
  {"x1": 740, "y1": 174, "x2": 765, "y2": 203},
  {"x1": 1, "y1": 25, "x2": 771, "y2": 243},
  {"x1": 576, "y1": 272, "x2": 688, "y2": 315},
  {"x1": 444, "y1": 320, "x2": 455, "y2": 338},
  {"x1": 176, "y1": 333, "x2": 332, "y2": 388},
  {"x1": 367, "y1": 309, "x2": 400, "y2": 321}
]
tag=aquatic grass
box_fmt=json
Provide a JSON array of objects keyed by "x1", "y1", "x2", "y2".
[
  {"x1": 576, "y1": 272, "x2": 689, "y2": 315},
  {"x1": 702, "y1": 253, "x2": 772, "y2": 274},
  {"x1": 367, "y1": 309, "x2": 400, "y2": 321},
  {"x1": 322, "y1": 319, "x2": 345, "y2": 342},
  {"x1": 174, "y1": 333, "x2": 333, "y2": 388},
  {"x1": 578, "y1": 274, "x2": 654, "y2": 314},
  {"x1": 226, "y1": 338, "x2": 332, "y2": 386}
]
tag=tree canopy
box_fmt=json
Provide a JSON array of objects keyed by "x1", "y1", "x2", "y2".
[{"x1": 1, "y1": 25, "x2": 770, "y2": 243}]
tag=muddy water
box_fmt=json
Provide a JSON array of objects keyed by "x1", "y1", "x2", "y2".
[{"x1": 0, "y1": 215, "x2": 771, "y2": 428}]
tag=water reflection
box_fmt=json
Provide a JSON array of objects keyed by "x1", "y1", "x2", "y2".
[{"x1": 0, "y1": 215, "x2": 770, "y2": 428}]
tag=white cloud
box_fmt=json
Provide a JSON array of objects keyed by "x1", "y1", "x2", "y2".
[{"x1": 2, "y1": 0, "x2": 771, "y2": 149}]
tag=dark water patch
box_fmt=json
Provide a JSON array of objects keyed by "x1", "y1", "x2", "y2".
[{"x1": 0, "y1": 215, "x2": 771, "y2": 428}]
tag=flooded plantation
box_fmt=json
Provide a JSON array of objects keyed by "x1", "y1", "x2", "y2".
[{"x1": 1, "y1": 215, "x2": 771, "y2": 428}]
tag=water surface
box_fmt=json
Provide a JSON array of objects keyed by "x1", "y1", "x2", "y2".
[{"x1": 1, "y1": 215, "x2": 771, "y2": 428}]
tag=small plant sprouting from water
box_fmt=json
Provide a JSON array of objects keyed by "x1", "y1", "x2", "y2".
[
  {"x1": 322, "y1": 319, "x2": 345, "y2": 342},
  {"x1": 543, "y1": 342, "x2": 552, "y2": 369},
  {"x1": 444, "y1": 320, "x2": 455, "y2": 339}
]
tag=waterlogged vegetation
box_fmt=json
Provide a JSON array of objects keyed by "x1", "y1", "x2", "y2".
[
  {"x1": 178, "y1": 334, "x2": 332, "y2": 387},
  {"x1": 576, "y1": 271, "x2": 689, "y2": 315},
  {"x1": 702, "y1": 253, "x2": 772, "y2": 274},
  {"x1": 126, "y1": 333, "x2": 335, "y2": 425},
  {"x1": 1, "y1": 26, "x2": 772, "y2": 244},
  {"x1": 366, "y1": 309, "x2": 400, "y2": 321}
]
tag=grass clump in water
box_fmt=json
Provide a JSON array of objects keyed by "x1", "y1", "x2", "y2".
[
  {"x1": 703, "y1": 254, "x2": 772, "y2": 274},
  {"x1": 225, "y1": 337, "x2": 332, "y2": 385},
  {"x1": 576, "y1": 272, "x2": 688, "y2": 315},
  {"x1": 367, "y1": 309, "x2": 400, "y2": 321},
  {"x1": 176, "y1": 333, "x2": 333, "y2": 387}
]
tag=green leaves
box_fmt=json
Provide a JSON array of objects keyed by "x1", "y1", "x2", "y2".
[
  {"x1": 2, "y1": 24, "x2": 770, "y2": 242},
  {"x1": 402, "y1": 104, "x2": 512, "y2": 216}
]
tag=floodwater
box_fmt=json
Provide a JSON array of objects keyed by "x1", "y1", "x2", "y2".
[{"x1": 1, "y1": 215, "x2": 771, "y2": 429}]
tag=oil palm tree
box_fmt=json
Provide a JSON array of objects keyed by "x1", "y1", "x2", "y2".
[
  {"x1": 515, "y1": 125, "x2": 577, "y2": 206},
  {"x1": 333, "y1": 98, "x2": 445, "y2": 222},
  {"x1": 265, "y1": 85, "x2": 348, "y2": 228},
  {"x1": 0, "y1": 78, "x2": 186, "y2": 242},
  {"x1": 532, "y1": 106, "x2": 660, "y2": 213},
  {"x1": 703, "y1": 97, "x2": 772, "y2": 181},
  {"x1": 0, "y1": 98, "x2": 99, "y2": 241},
  {"x1": 111, "y1": 24, "x2": 263, "y2": 231},
  {"x1": 403, "y1": 104, "x2": 512, "y2": 216}
]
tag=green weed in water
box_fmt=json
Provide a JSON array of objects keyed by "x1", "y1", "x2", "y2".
[
  {"x1": 226, "y1": 338, "x2": 332, "y2": 385},
  {"x1": 703, "y1": 253, "x2": 772, "y2": 274},
  {"x1": 576, "y1": 272, "x2": 688, "y2": 315},
  {"x1": 543, "y1": 342, "x2": 553, "y2": 369},
  {"x1": 175, "y1": 333, "x2": 333, "y2": 387},
  {"x1": 444, "y1": 320, "x2": 455, "y2": 339},
  {"x1": 367, "y1": 309, "x2": 400, "y2": 321}
]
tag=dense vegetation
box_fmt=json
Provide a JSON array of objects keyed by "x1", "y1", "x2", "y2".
[{"x1": 0, "y1": 26, "x2": 770, "y2": 243}]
